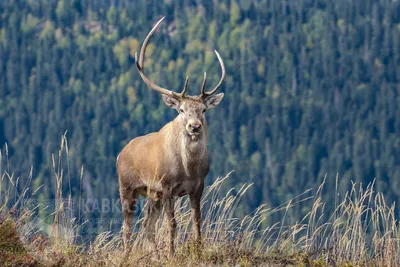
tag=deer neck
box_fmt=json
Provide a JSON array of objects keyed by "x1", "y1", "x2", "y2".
[
  {"x1": 181, "y1": 127, "x2": 207, "y2": 154},
  {"x1": 166, "y1": 119, "x2": 207, "y2": 175}
]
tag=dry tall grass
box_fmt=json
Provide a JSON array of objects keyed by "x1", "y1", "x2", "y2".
[{"x1": 0, "y1": 137, "x2": 399, "y2": 266}]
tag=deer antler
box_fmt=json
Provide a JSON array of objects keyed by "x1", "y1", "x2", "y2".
[
  {"x1": 200, "y1": 50, "x2": 225, "y2": 98},
  {"x1": 135, "y1": 17, "x2": 187, "y2": 99}
]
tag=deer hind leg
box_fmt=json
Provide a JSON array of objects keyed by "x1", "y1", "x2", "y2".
[
  {"x1": 120, "y1": 187, "x2": 138, "y2": 254},
  {"x1": 163, "y1": 196, "x2": 176, "y2": 258},
  {"x1": 142, "y1": 199, "x2": 162, "y2": 251}
]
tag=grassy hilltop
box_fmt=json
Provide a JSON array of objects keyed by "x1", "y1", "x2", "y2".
[{"x1": 0, "y1": 0, "x2": 399, "y2": 226}]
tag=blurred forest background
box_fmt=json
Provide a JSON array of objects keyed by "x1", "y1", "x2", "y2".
[{"x1": 0, "y1": 0, "x2": 399, "y2": 235}]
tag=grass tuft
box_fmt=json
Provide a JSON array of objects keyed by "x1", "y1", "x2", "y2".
[{"x1": 0, "y1": 218, "x2": 39, "y2": 266}]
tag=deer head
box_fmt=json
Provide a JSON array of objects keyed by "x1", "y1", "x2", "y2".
[{"x1": 135, "y1": 17, "x2": 226, "y2": 138}]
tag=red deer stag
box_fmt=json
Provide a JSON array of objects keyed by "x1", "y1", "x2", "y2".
[{"x1": 117, "y1": 17, "x2": 225, "y2": 257}]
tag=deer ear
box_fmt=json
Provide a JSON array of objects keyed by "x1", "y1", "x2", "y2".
[
  {"x1": 162, "y1": 95, "x2": 180, "y2": 109},
  {"x1": 205, "y1": 93, "x2": 224, "y2": 109}
]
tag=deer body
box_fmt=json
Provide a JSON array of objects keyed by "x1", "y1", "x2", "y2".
[
  {"x1": 117, "y1": 17, "x2": 225, "y2": 257},
  {"x1": 118, "y1": 109, "x2": 209, "y2": 200}
]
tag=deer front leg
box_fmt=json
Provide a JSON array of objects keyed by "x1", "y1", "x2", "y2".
[
  {"x1": 120, "y1": 188, "x2": 138, "y2": 254},
  {"x1": 163, "y1": 196, "x2": 176, "y2": 258},
  {"x1": 189, "y1": 183, "x2": 204, "y2": 242},
  {"x1": 143, "y1": 199, "x2": 161, "y2": 251}
]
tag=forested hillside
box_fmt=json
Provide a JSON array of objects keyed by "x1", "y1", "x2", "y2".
[{"x1": 0, "y1": 0, "x2": 399, "y2": 232}]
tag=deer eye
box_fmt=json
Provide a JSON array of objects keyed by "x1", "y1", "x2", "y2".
[{"x1": 202, "y1": 109, "x2": 206, "y2": 113}]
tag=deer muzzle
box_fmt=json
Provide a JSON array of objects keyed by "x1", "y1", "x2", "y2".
[{"x1": 187, "y1": 120, "x2": 202, "y2": 135}]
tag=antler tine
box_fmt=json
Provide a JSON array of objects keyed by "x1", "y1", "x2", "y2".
[
  {"x1": 178, "y1": 76, "x2": 189, "y2": 97},
  {"x1": 136, "y1": 17, "x2": 180, "y2": 98},
  {"x1": 200, "y1": 72, "x2": 207, "y2": 96},
  {"x1": 201, "y1": 50, "x2": 225, "y2": 98}
]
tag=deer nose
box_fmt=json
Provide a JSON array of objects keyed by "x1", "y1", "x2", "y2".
[{"x1": 190, "y1": 123, "x2": 202, "y2": 132}]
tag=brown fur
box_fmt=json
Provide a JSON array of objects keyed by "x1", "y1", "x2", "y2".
[{"x1": 117, "y1": 95, "x2": 224, "y2": 257}]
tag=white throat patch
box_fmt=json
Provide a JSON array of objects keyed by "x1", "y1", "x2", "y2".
[{"x1": 180, "y1": 133, "x2": 206, "y2": 176}]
